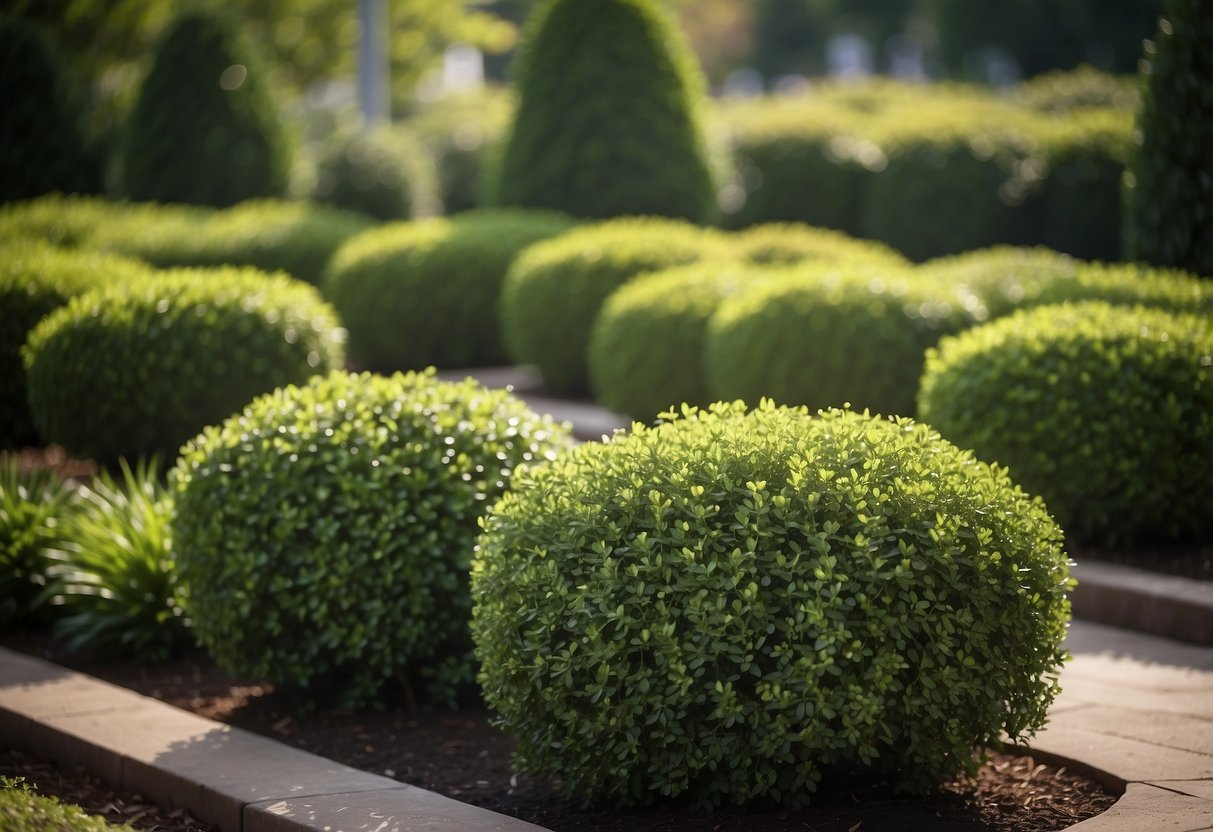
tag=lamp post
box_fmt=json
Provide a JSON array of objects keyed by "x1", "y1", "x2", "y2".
[{"x1": 358, "y1": 0, "x2": 389, "y2": 127}]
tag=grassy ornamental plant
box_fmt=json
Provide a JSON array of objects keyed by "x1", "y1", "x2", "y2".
[
  {"x1": 171, "y1": 369, "x2": 572, "y2": 708},
  {"x1": 0, "y1": 459, "x2": 76, "y2": 629},
  {"x1": 23, "y1": 267, "x2": 344, "y2": 465},
  {"x1": 326, "y1": 209, "x2": 578, "y2": 371},
  {"x1": 500, "y1": 217, "x2": 729, "y2": 394},
  {"x1": 1, "y1": 777, "x2": 132, "y2": 832},
  {"x1": 473, "y1": 402, "x2": 1072, "y2": 808},
  {"x1": 706, "y1": 264, "x2": 972, "y2": 417},
  {"x1": 919, "y1": 302, "x2": 1213, "y2": 546}
]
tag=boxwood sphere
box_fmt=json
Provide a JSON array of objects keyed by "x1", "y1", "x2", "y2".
[
  {"x1": 23, "y1": 266, "x2": 345, "y2": 464},
  {"x1": 732, "y1": 222, "x2": 909, "y2": 269},
  {"x1": 172, "y1": 369, "x2": 573, "y2": 708},
  {"x1": 325, "y1": 208, "x2": 578, "y2": 372},
  {"x1": 473, "y1": 402, "x2": 1071, "y2": 808},
  {"x1": 919, "y1": 302, "x2": 1213, "y2": 546}
]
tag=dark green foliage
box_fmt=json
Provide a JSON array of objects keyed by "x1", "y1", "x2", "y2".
[
  {"x1": 117, "y1": 8, "x2": 291, "y2": 207},
  {"x1": 326, "y1": 209, "x2": 577, "y2": 372},
  {"x1": 1, "y1": 776, "x2": 129, "y2": 832},
  {"x1": 0, "y1": 459, "x2": 75, "y2": 629},
  {"x1": 473, "y1": 403, "x2": 1071, "y2": 807},
  {"x1": 1014, "y1": 66, "x2": 1140, "y2": 113},
  {"x1": 1, "y1": 240, "x2": 152, "y2": 448},
  {"x1": 732, "y1": 222, "x2": 909, "y2": 268},
  {"x1": 313, "y1": 125, "x2": 441, "y2": 222},
  {"x1": 1124, "y1": 0, "x2": 1213, "y2": 277},
  {"x1": 42, "y1": 458, "x2": 186, "y2": 661},
  {"x1": 171, "y1": 369, "x2": 573, "y2": 708},
  {"x1": 919, "y1": 302, "x2": 1213, "y2": 546},
  {"x1": 0, "y1": 17, "x2": 101, "y2": 202},
  {"x1": 491, "y1": 0, "x2": 716, "y2": 222},
  {"x1": 23, "y1": 266, "x2": 345, "y2": 465},
  {"x1": 706, "y1": 264, "x2": 972, "y2": 417},
  {"x1": 499, "y1": 217, "x2": 730, "y2": 394}
]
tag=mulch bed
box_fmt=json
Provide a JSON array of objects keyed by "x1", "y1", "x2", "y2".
[{"x1": 2, "y1": 636, "x2": 1118, "y2": 832}]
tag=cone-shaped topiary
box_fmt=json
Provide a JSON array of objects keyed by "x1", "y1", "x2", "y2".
[
  {"x1": 1123, "y1": 0, "x2": 1213, "y2": 277},
  {"x1": 0, "y1": 16, "x2": 101, "y2": 202},
  {"x1": 117, "y1": 7, "x2": 291, "y2": 207},
  {"x1": 490, "y1": 0, "x2": 717, "y2": 222}
]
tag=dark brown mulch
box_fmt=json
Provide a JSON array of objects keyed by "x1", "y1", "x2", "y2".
[{"x1": 2, "y1": 637, "x2": 1118, "y2": 832}]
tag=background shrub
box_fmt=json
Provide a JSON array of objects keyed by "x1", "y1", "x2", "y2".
[
  {"x1": 919, "y1": 302, "x2": 1213, "y2": 546},
  {"x1": 731, "y1": 222, "x2": 909, "y2": 268},
  {"x1": 0, "y1": 16, "x2": 100, "y2": 203},
  {"x1": 1012, "y1": 66, "x2": 1140, "y2": 114},
  {"x1": 312, "y1": 124, "x2": 441, "y2": 221},
  {"x1": 326, "y1": 208, "x2": 577, "y2": 372},
  {"x1": 915, "y1": 246, "x2": 1081, "y2": 321},
  {"x1": 117, "y1": 7, "x2": 291, "y2": 206},
  {"x1": 171, "y1": 369, "x2": 572, "y2": 708},
  {"x1": 500, "y1": 217, "x2": 729, "y2": 394},
  {"x1": 1, "y1": 241, "x2": 152, "y2": 448},
  {"x1": 706, "y1": 264, "x2": 972, "y2": 417},
  {"x1": 23, "y1": 266, "x2": 344, "y2": 465},
  {"x1": 491, "y1": 0, "x2": 717, "y2": 222},
  {"x1": 0, "y1": 195, "x2": 119, "y2": 249},
  {"x1": 0, "y1": 459, "x2": 75, "y2": 629},
  {"x1": 473, "y1": 403, "x2": 1071, "y2": 808}
]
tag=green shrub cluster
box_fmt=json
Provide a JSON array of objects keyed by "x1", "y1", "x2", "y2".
[
  {"x1": 473, "y1": 402, "x2": 1071, "y2": 808},
  {"x1": 706, "y1": 264, "x2": 972, "y2": 417},
  {"x1": 312, "y1": 124, "x2": 441, "y2": 221},
  {"x1": 1, "y1": 777, "x2": 130, "y2": 832},
  {"x1": 919, "y1": 302, "x2": 1213, "y2": 546},
  {"x1": 1, "y1": 240, "x2": 152, "y2": 447},
  {"x1": 23, "y1": 266, "x2": 345, "y2": 465},
  {"x1": 326, "y1": 209, "x2": 577, "y2": 372},
  {"x1": 171, "y1": 369, "x2": 572, "y2": 708},
  {"x1": 731, "y1": 222, "x2": 909, "y2": 268},
  {"x1": 1012, "y1": 65, "x2": 1140, "y2": 114},
  {"x1": 500, "y1": 217, "x2": 729, "y2": 394},
  {"x1": 491, "y1": 0, "x2": 717, "y2": 222},
  {"x1": 0, "y1": 458, "x2": 75, "y2": 629}
]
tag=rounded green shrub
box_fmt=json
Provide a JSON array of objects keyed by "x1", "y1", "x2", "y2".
[
  {"x1": 588, "y1": 261, "x2": 776, "y2": 419},
  {"x1": 23, "y1": 267, "x2": 345, "y2": 464},
  {"x1": 326, "y1": 208, "x2": 577, "y2": 372},
  {"x1": 473, "y1": 402, "x2": 1071, "y2": 808},
  {"x1": 0, "y1": 195, "x2": 119, "y2": 249},
  {"x1": 919, "y1": 302, "x2": 1213, "y2": 546},
  {"x1": 171, "y1": 369, "x2": 573, "y2": 708},
  {"x1": 915, "y1": 246, "x2": 1082, "y2": 321},
  {"x1": 1036, "y1": 261, "x2": 1213, "y2": 314},
  {"x1": 1, "y1": 240, "x2": 152, "y2": 448},
  {"x1": 731, "y1": 222, "x2": 909, "y2": 268},
  {"x1": 312, "y1": 125, "x2": 441, "y2": 221},
  {"x1": 1013, "y1": 66, "x2": 1140, "y2": 114},
  {"x1": 0, "y1": 16, "x2": 101, "y2": 202},
  {"x1": 491, "y1": 0, "x2": 717, "y2": 222},
  {"x1": 706, "y1": 264, "x2": 972, "y2": 417},
  {"x1": 117, "y1": 7, "x2": 291, "y2": 207},
  {"x1": 1124, "y1": 0, "x2": 1213, "y2": 277},
  {"x1": 500, "y1": 216, "x2": 729, "y2": 394}
]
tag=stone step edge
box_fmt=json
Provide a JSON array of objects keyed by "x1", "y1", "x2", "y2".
[{"x1": 1070, "y1": 561, "x2": 1213, "y2": 646}]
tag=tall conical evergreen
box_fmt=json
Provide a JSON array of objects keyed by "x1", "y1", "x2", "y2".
[
  {"x1": 1124, "y1": 0, "x2": 1213, "y2": 277},
  {"x1": 118, "y1": 8, "x2": 290, "y2": 207},
  {"x1": 490, "y1": 0, "x2": 717, "y2": 223},
  {"x1": 0, "y1": 16, "x2": 101, "y2": 202}
]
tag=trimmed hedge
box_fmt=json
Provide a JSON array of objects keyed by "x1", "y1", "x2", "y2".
[
  {"x1": 919, "y1": 302, "x2": 1213, "y2": 546},
  {"x1": 732, "y1": 222, "x2": 909, "y2": 268},
  {"x1": 500, "y1": 216, "x2": 729, "y2": 394},
  {"x1": 172, "y1": 369, "x2": 573, "y2": 708},
  {"x1": 1, "y1": 240, "x2": 152, "y2": 447},
  {"x1": 706, "y1": 264, "x2": 972, "y2": 417},
  {"x1": 326, "y1": 208, "x2": 577, "y2": 371},
  {"x1": 312, "y1": 124, "x2": 441, "y2": 221},
  {"x1": 473, "y1": 402, "x2": 1071, "y2": 807},
  {"x1": 915, "y1": 246, "x2": 1082, "y2": 321},
  {"x1": 23, "y1": 266, "x2": 345, "y2": 464}
]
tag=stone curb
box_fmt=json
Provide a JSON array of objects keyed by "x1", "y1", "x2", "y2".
[{"x1": 1070, "y1": 561, "x2": 1213, "y2": 646}]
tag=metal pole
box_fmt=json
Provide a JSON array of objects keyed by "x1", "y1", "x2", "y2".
[{"x1": 358, "y1": 0, "x2": 389, "y2": 127}]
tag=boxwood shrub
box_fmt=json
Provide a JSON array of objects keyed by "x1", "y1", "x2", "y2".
[
  {"x1": 171, "y1": 369, "x2": 572, "y2": 708},
  {"x1": 919, "y1": 302, "x2": 1213, "y2": 546},
  {"x1": 731, "y1": 222, "x2": 909, "y2": 268},
  {"x1": 23, "y1": 267, "x2": 345, "y2": 465},
  {"x1": 312, "y1": 124, "x2": 441, "y2": 221},
  {"x1": 706, "y1": 264, "x2": 972, "y2": 417},
  {"x1": 1, "y1": 241, "x2": 152, "y2": 447},
  {"x1": 473, "y1": 402, "x2": 1071, "y2": 808},
  {"x1": 500, "y1": 217, "x2": 729, "y2": 394},
  {"x1": 915, "y1": 246, "x2": 1081, "y2": 321},
  {"x1": 326, "y1": 208, "x2": 577, "y2": 371}
]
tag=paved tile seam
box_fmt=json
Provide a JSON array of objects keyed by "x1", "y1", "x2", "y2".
[
  {"x1": 1144, "y1": 781, "x2": 1213, "y2": 800},
  {"x1": 1056, "y1": 724, "x2": 1213, "y2": 761}
]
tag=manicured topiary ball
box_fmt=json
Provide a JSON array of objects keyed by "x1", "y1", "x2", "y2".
[
  {"x1": 919, "y1": 301, "x2": 1213, "y2": 546},
  {"x1": 23, "y1": 267, "x2": 344, "y2": 464},
  {"x1": 473, "y1": 402, "x2": 1072, "y2": 808},
  {"x1": 172, "y1": 369, "x2": 572, "y2": 708}
]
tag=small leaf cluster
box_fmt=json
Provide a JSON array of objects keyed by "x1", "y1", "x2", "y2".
[
  {"x1": 500, "y1": 216, "x2": 730, "y2": 394},
  {"x1": 0, "y1": 458, "x2": 75, "y2": 629},
  {"x1": 312, "y1": 125, "x2": 441, "y2": 221},
  {"x1": 326, "y1": 208, "x2": 577, "y2": 372},
  {"x1": 23, "y1": 267, "x2": 345, "y2": 465},
  {"x1": 0, "y1": 776, "x2": 131, "y2": 832},
  {"x1": 919, "y1": 302, "x2": 1213, "y2": 546},
  {"x1": 171, "y1": 369, "x2": 573, "y2": 708},
  {"x1": 473, "y1": 402, "x2": 1071, "y2": 808},
  {"x1": 1, "y1": 240, "x2": 152, "y2": 447}
]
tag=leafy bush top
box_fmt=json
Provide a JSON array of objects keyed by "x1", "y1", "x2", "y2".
[
  {"x1": 474, "y1": 402, "x2": 1071, "y2": 807},
  {"x1": 312, "y1": 124, "x2": 441, "y2": 221},
  {"x1": 1, "y1": 776, "x2": 130, "y2": 832},
  {"x1": 915, "y1": 246, "x2": 1081, "y2": 321},
  {"x1": 731, "y1": 222, "x2": 909, "y2": 268}
]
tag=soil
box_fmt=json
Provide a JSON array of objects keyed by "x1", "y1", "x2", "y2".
[{"x1": 2, "y1": 636, "x2": 1118, "y2": 832}]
